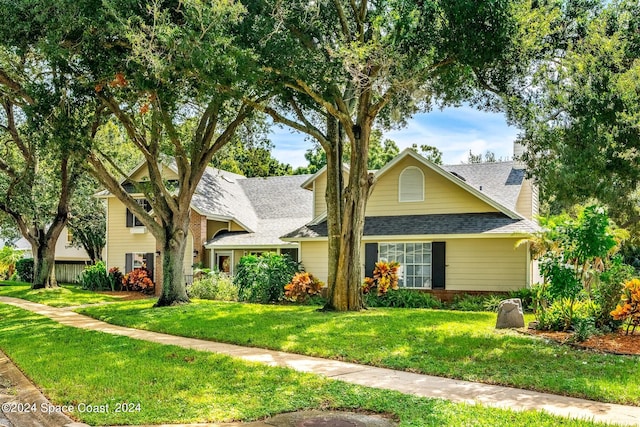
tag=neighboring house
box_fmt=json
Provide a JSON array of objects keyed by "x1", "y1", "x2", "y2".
[
  {"x1": 100, "y1": 143, "x2": 539, "y2": 300},
  {"x1": 9, "y1": 227, "x2": 93, "y2": 283},
  {"x1": 96, "y1": 162, "x2": 313, "y2": 291},
  {"x1": 283, "y1": 146, "x2": 540, "y2": 300}
]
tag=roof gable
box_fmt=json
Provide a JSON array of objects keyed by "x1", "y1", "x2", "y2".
[{"x1": 374, "y1": 149, "x2": 524, "y2": 219}]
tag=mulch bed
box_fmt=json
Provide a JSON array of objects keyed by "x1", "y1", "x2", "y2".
[{"x1": 526, "y1": 328, "x2": 640, "y2": 356}]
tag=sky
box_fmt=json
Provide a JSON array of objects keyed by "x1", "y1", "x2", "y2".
[{"x1": 268, "y1": 105, "x2": 521, "y2": 167}]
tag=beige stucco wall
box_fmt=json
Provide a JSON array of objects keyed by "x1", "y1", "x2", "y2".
[
  {"x1": 367, "y1": 156, "x2": 498, "y2": 216},
  {"x1": 301, "y1": 237, "x2": 528, "y2": 292}
]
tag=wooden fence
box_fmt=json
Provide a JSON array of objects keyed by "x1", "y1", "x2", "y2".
[{"x1": 55, "y1": 263, "x2": 87, "y2": 284}]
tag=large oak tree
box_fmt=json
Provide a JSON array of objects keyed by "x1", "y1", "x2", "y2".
[
  {"x1": 0, "y1": 46, "x2": 91, "y2": 288},
  {"x1": 512, "y1": 0, "x2": 640, "y2": 230},
  {"x1": 243, "y1": 0, "x2": 536, "y2": 310},
  {"x1": 2, "y1": 0, "x2": 259, "y2": 304},
  {"x1": 79, "y1": 0, "x2": 259, "y2": 305}
]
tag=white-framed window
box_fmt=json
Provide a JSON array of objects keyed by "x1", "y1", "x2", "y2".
[
  {"x1": 131, "y1": 252, "x2": 146, "y2": 269},
  {"x1": 379, "y1": 242, "x2": 432, "y2": 288},
  {"x1": 399, "y1": 166, "x2": 424, "y2": 202}
]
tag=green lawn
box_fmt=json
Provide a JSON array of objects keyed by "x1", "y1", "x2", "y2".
[
  {"x1": 0, "y1": 303, "x2": 612, "y2": 426},
  {"x1": 78, "y1": 299, "x2": 640, "y2": 406},
  {"x1": 0, "y1": 281, "x2": 127, "y2": 307}
]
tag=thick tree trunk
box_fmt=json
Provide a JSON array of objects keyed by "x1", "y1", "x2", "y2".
[
  {"x1": 32, "y1": 242, "x2": 58, "y2": 289},
  {"x1": 325, "y1": 122, "x2": 373, "y2": 311},
  {"x1": 155, "y1": 224, "x2": 190, "y2": 306},
  {"x1": 324, "y1": 116, "x2": 344, "y2": 296}
]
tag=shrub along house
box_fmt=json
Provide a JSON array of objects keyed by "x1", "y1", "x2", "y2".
[
  {"x1": 283, "y1": 146, "x2": 540, "y2": 301},
  {"x1": 99, "y1": 143, "x2": 539, "y2": 300}
]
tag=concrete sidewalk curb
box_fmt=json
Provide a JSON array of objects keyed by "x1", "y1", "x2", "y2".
[
  {"x1": 0, "y1": 350, "x2": 89, "y2": 427},
  {"x1": 1, "y1": 297, "x2": 639, "y2": 426}
]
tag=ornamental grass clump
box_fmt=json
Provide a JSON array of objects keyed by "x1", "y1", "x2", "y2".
[
  {"x1": 283, "y1": 272, "x2": 324, "y2": 303},
  {"x1": 611, "y1": 278, "x2": 640, "y2": 335},
  {"x1": 362, "y1": 260, "x2": 400, "y2": 296}
]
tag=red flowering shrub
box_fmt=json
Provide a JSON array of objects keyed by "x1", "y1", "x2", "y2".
[
  {"x1": 611, "y1": 278, "x2": 640, "y2": 335},
  {"x1": 284, "y1": 272, "x2": 324, "y2": 302},
  {"x1": 363, "y1": 260, "x2": 400, "y2": 296},
  {"x1": 122, "y1": 266, "x2": 154, "y2": 293}
]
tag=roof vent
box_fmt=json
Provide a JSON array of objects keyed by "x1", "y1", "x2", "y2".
[
  {"x1": 479, "y1": 185, "x2": 483, "y2": 191},
  {"x1": 450, "y1": 171, "x2": 466, "y2": 181}
]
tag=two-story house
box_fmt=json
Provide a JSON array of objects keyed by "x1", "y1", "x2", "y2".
[
  {"x1": 284, "y1": 148, "x2": 540, "y2": 300},
  {"x1": 97, "y1": 162, "x2": 314, "y2": 291},
  {"x1": 99, "y1": 143, "x2": 539, "y2": 300}
]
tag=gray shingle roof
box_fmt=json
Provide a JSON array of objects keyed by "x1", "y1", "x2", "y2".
[
  {"x1": 443, "y1": 162, "x2": 525, "y2": 211},
  {"x1": 205, "y1": 174, "x2": 314, "y2": 247},
  {"x1": 283, "y1": 212, "x2": 540, "y2": 239},
  {"x1": 191, "y1": 167, "x2": 258, "y2": 231},
  {"x1": 237, "y1": 175, "x2": 314, "y2": 219}
]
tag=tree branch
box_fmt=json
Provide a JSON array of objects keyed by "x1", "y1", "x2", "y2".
[
  {"x1": 333, "y1": 0, "x2": 352, "y2": 39},
  {"x1": 87, "y1": 152, "x2": 164, "y2": 237},
  {"x1": 0, "y1": 69, "x2": 35, "y2": 105}
]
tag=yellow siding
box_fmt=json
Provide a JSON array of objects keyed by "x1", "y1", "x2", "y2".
[
  {"x1": 105, "y1": 197, "x2": 156, "y2": 273},
  {"x1": 233, "y1": 250, "x2": 245, "y2": 270},
  {"x1": 207, "y1": 220, "x2": 229, "y2": 240},
  {"x1": 314, "y1": 174, "x2": 327, "y2": 217},
  {"x1": 107, "y1": 197, "x2": 195, "y2": 277},
  {"x1": 310, "y1": 170, "x2": 350, "y2": 217},
  {"x1": 301, "y1": 237, "x2": 527, "y2": 291},
  {"x1": 230, "y1": 221, "x2": 245, "y2": 232},
  {"x1": 300, "y1": 241, "x2": 329, "y2": 283},
  {"x1": 130, "y1": 164, "x2": 179, "y2": 182},
  {"x1": 367, "y1": 157, "x2": 497, "y2": 216},
  {"x1": 445, "y1": 238, "x2": 527, "y2": 291},
  {"x1": 515, "y1": 179, "x2": 534, "y2": 219}
]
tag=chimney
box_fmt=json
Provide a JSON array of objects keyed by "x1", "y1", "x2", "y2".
[{"x1": 513, "y1": 141, "x2": 526, "y2": 170}]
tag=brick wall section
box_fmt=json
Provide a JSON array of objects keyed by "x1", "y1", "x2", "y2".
[
  {"x1": 422, "y1": 289, "x2": 509, "y2": 303},
  {"x1": 189, "y1": 210, "x2": 208, "y2": 267}
]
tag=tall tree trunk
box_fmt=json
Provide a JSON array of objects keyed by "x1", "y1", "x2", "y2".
[
  {"x1": 326, "y1": 121, "x2": 373, "y2": 311},
  {"x1": 324, "y1": 116, "x2": 344, "y2": 298},
  {"x1": 32, "y1": 241, "x2": 58, "y2": 289},
  {"x1": 156, "y1": 222, "x2": 190, "y2": 306}
]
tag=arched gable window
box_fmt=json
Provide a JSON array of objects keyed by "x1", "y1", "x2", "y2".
[{"x1": 399, "y1": 166, "x2": 424, "y2": 202}]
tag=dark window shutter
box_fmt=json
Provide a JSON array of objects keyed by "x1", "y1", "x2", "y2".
[
  {"x1": 432, "y1": 242, "x2": 446, "y2": 289},
  {"x1": 126, "y1": 208, "x2": 134, "y2": 227},
  {"x1": 144, "y1": 253, "x2": 155, "y2": 283},
  {"x1": 364, "y1": 243, "x2": 378, "y2": 277},
  {"x1": 125, "y1": 253, "x2": 133, "y2": 273}
]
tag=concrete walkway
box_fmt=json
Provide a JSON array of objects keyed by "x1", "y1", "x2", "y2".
[{"x1": 1, "y1": 296, "x2": 639, "y2": 426}]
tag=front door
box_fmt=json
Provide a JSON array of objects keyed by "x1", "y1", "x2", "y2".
[{"x1": 216, "y1": 252, "x2": 232, "y2": 274}]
